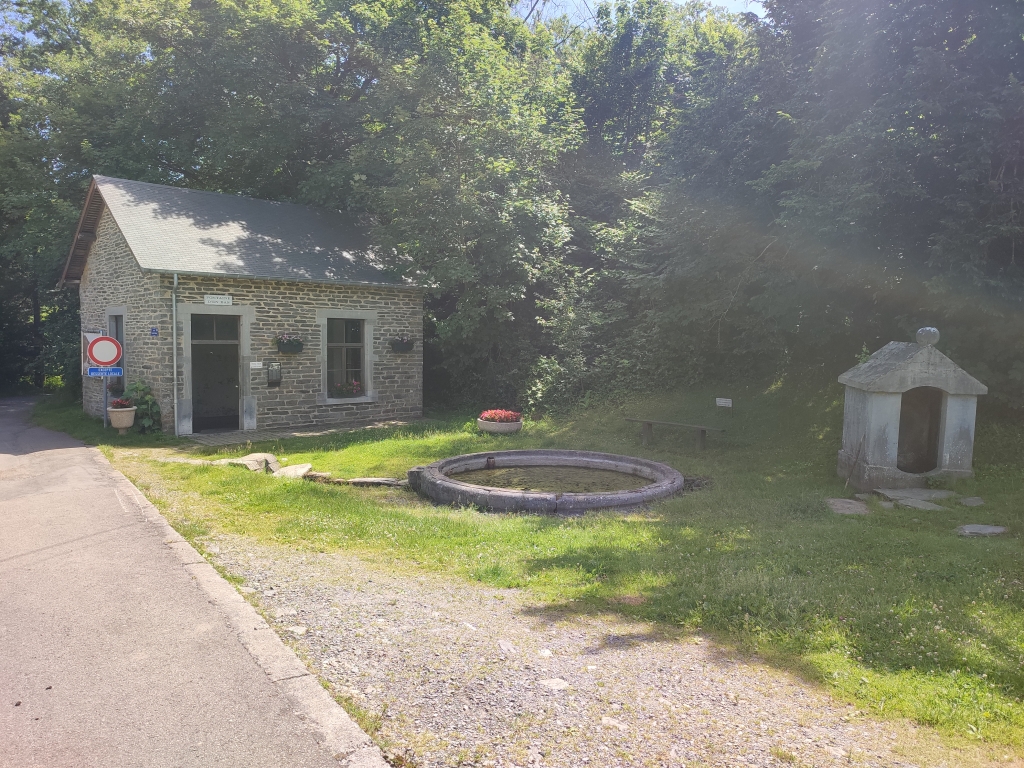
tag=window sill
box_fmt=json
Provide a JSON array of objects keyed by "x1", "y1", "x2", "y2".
[{"x1": 325, "y1": 395, "x2": 377, "y2": 405}]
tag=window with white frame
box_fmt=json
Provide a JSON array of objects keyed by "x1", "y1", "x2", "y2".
[{"x1": 326, "y1": 319, "x2": 364, "y2": 397}]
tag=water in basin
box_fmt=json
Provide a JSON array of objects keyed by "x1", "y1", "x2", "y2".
[{"x1": 449, "y1": 466, "x2": 649, "y2": 493}]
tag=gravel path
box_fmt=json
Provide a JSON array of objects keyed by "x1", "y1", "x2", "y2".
[{"x1": 204, "y1": 536, "x2": 925, "y2": 768}]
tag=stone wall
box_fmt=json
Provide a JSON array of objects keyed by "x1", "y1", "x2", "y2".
[
  {"x1": 79, "y1": 208, "x2": 169, "y2": 422},
  {"x1": 171, "y1": 276, "x2": 423, "y2": 431},
  {"x1": 80, "y1": 206, "x2": 423, "y2": 432}
]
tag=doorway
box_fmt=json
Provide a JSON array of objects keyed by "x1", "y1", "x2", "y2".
[
  {"x1": 897, "y1": 386, "x2": 943, "y2": 474},
  {"x1": 191, "y1": 314, "x2": 240, "y2": 432}
]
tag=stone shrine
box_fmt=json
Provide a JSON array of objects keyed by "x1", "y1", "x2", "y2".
[{"x1": 837, "y1": 328, "x2": 987, "y2": 491}]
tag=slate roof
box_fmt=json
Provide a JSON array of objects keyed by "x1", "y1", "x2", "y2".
[
  {"x1": 61, "y1": 176, "x2": 407, "y2": 288},
  {"x1": 838, "y1": 341, "x2": 987, "y2": 395}
]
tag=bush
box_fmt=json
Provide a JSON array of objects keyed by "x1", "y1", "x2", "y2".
[{"x1": 123, "y1": 381, "x2": 161, "y2": 433}]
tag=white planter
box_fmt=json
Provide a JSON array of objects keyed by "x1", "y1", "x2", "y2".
[
  {"x1": 108, "y1": 406, "x2": 137, "y2": 435},
  {"x1": 477, "y1": 418, "x2": 523, "y2": 434}
]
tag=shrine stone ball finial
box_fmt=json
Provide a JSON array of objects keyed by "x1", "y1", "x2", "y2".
[{"x1": 916, "y1": 327, "x2": 940, "y2": 346}]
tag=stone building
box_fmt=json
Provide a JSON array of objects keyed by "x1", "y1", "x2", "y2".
[
  {"x1": 836, "y1": 328, "x2": 987, "y2": 490},
  {"x1": 60, "y1": 175, "x2": 423, "y2": 435}
]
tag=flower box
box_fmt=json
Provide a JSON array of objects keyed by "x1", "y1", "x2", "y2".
[
  {"x1": 277, "y1": 339, "x2": 303, "y2": 354},
  {"x1": 390, "y1": 338, "x2": 415, "y2": 353},
  {"x1": 330, "y1": 381, "x2": 364, "y2": 399},
  {"x1": 477, "y1": 418, "x2": 522, "y2": 434},
  {"x1": 107, "y1": 406, "x2": 137, "y2": 435},
  {"x1": 477, "y1": 409, "x2": 522, "y2": 434}
]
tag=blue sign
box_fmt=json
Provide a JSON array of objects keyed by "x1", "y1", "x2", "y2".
[
  {"x1": 150, "y1": 327, "x2": 159, "y2": 337},
  {"x1": 88, "y1": 367, "x2": 123, "y2": 377}
]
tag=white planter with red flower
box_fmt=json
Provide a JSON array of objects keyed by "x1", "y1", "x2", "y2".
[
  {"x1": 107, "y1": 398, "x2": 137, "y2": 435},
  {"x1": 477, "y1": 409, "x2": 523, "y2": 434}
]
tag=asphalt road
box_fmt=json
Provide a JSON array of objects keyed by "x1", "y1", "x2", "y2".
[{"x1": 0, "y1": 397, "x2": 341, "y2": 767}]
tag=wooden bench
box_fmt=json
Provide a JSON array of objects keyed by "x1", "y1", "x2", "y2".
[{"x1": 624, "y1": 418, "x2": 724, "y2": 450}]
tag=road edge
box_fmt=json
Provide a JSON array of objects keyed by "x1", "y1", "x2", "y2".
[{"x1": 102, "y1": 452, "x2": 389, "y2": 768}]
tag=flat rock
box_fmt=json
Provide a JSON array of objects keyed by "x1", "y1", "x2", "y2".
[
  {"x1": 960, "y1": 496, "x2": 985, "y2": 507},
  {"x1": 285, "y1": 625, "x2": 308, "y2": 636},
  {"x1": 826, "y1": 498, "x2": 869, "y2": 516},
  {"x1": 348, "y1": 477, "x2": 404, "y2": 487},
  {"x1": 214, "y1": 452, "x2": 282, "y2": 473},
  {"x1": 957, "y1": 524, "x2": 1006, "y2": 537},
  {"x1": 895, "y1": 498, "x2": 945, "y2": 511},
  {"x1": 875, "y1": 488, "x2": 956, "y2": 502},
  {"x1": 306, "y1": 474, "x2": 349, "y2": 485},
  {"x1": 274, "y1": 463, "x2": 313, "y2": 479},
  {"x1": 538, "y1": 678, "x2": 570, "y2": 690}
]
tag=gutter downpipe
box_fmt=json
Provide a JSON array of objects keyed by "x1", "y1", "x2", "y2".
[{"x1": 172, "y1": 273, "x2": 179, "y2": 437}]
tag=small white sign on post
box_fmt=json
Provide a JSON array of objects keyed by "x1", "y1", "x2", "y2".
[
  {"x1": 204, "y1": 294, "x2": 233, "y2": 306},
  {"x1": 715, "y1": 398, "x2": 733, "y2": 408}
]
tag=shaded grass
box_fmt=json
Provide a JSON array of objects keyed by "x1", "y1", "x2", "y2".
[
  {"x1": 62, "y1": 381, "x2": 1024, "y2": 750},
  {"x1": 32, "y1": 391, "x2": 186, "y2": 448}
]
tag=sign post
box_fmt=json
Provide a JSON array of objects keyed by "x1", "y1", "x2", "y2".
[{"x1": 87, "y1": 336, "x2": 123, "y2": 428}]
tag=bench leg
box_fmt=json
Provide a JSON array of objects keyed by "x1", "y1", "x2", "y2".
[
  {"x1": 697, "y1": 428, "x2": 706, "y2": 451},
  {"x1": 641, "y1": 422, "x2": 654, "y2": 447}
]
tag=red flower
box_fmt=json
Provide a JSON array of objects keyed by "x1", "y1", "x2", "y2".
[
  {"x1": 110, "y1": 398, "x2": 133, "y2": 408},
  {"x1": 479, "y1": 409, "x2": 521, "y2": 423}
]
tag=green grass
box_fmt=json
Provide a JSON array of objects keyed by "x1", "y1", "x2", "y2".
[
  {"x1": 32, "y1": 391, "x2": 186, "y2": 448},
  {"x1": 43, "y1": 381, "x2": 1024, "y2": 751}
]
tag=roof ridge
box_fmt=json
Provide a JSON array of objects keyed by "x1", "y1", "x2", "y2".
[{"x1": 93, "y1": 175, "x2": 318, "y2": 212}]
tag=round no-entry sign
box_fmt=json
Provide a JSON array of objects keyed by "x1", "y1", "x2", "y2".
[{"x1": 87, "y1": 336, "x2": 122, "y2": 367}]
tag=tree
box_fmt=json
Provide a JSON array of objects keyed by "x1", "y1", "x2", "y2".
[{"x1": 304, "y1": 5, "x2": 580, "y2": 402}]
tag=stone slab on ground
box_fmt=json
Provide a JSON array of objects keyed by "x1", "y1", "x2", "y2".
[
  {"x1": 274, "y1": 463, "x2": 313, "y2": 479},
  {"x1": 306, "y1": 471, "x2": 343, "y2": 484},
  {"x1": 214, "y1": 452, "x2": 283, "y2": 473},
  {"x1": 960, "y1": 496, "x2": 985, "y2": 507},
  {"x1": 957, "y1": 524, "x2": 1007, "y2": 537},
  {"x1": 826, "y1": 498, "x2": 869, "y2": 515},
  {"x1": 895, "y1": 498, "x2": 946, "y2": 511},
  {"x1": 875, "y1": 488, "x2": 956, "y2": 502},
  {"x1": 347, "y1": 477, "x2": 405, "y2": 487}
]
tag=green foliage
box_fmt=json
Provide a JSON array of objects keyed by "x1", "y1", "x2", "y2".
[
  {"x1": 303, "y1": 4, "x2": 581, "y2": 404},
  {"x1": 124, "y1": 380, "x2": 161, "y2": 433},
  {"x1": 595, "y1": 0, "x2": 1024, "y2": 404},
  {"x1": 2, "y1": 0, "x2": 1023, "y2": 408},
  {"x1": 568, "y1": 0, "x2": 675, "y2": 160}
]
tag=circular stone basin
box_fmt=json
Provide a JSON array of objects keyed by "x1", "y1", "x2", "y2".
[{"x1": 407, "y1": 450, "x2": 684, "y2": 514}]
